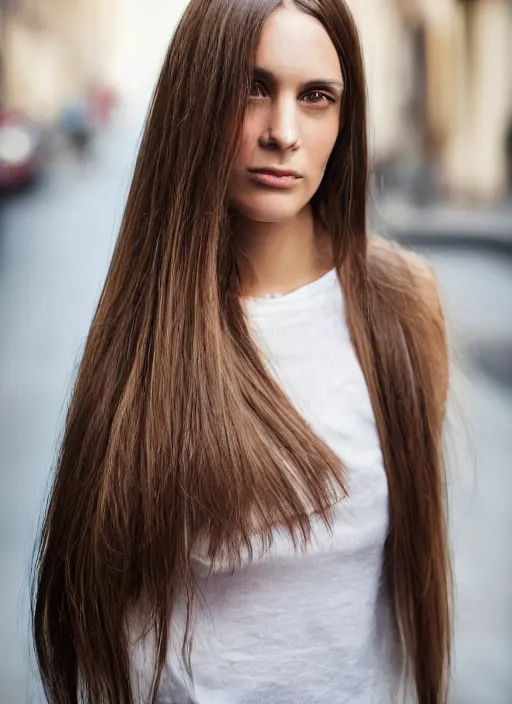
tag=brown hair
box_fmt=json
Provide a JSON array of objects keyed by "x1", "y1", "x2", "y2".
[{"x1": 32, "y1": 0, "x2": 452, "y2": 702}]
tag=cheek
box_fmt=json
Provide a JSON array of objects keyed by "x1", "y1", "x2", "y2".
[
  {"x1": 235, "y1": 117, "x2": 261, "y2": 167},
  {"x1": 316, "y1": 124, "x2": 339, "y2": 168},
  {"x1": 227, "y1": 123, "x2": 258, "y2": 206},
  {"x1": 306, "y1": 121, "x2": 339, "y2": 182}
]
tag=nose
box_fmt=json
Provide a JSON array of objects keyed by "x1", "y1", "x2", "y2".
[{"x1": 260, "y1": 95, "x2": 300, "y2": 151}]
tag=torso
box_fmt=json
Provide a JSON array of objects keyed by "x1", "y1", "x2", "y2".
[{"x1": 139, "y1": 269, "x2": 402, "y2": 703}]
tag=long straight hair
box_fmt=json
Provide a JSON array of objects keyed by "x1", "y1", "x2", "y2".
[{"x1": 32, "y1": 0, "x2": 452, "y2": 701}]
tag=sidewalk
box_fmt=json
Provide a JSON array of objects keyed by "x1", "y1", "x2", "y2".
[{"x1": 370, "y1": 196, "x2": 512, "y2": 255}]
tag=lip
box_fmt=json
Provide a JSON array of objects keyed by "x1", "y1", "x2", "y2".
[{"x1": 248, "y1": 167, "x2": 301, "y2": 189}]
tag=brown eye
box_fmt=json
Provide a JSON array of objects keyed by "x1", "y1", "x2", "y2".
[
  {"x1": 302, "y1": 91, "x2": 333, "y2": 104},
  {"x1": 250, "y1": 81, "x2": 267, "y2": 98}
]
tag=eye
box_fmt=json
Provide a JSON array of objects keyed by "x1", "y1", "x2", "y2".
[
  {"x1": 249, "y1": 81, "x2": 267, "y2": 98},
  {"x1": 302, "y1": 91, "x2": 335, "y2": 105}
]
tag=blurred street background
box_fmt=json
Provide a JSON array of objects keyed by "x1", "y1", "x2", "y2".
[{"x1": 0, "y1": 0, "x2": 511, "y2": 702}]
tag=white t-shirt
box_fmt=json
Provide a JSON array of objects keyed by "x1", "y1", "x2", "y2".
[{"x1": 131, "y1": 269, "x2": 403, "y2": 703}]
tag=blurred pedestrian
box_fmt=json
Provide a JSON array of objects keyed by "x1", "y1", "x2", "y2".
[
  {"x1": 58, "y1": 97, "x2": 94, "y2": 159},
  {"x1": 89, "y1": 83, "x2": 120, "y2": 126},
  {"x1": 32, "y1": 1, "x2": 452, "y2": 703}
]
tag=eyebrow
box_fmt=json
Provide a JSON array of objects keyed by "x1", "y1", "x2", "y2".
[{"x1": 252, "y1": 66, "x2": 344, "y2": 94}]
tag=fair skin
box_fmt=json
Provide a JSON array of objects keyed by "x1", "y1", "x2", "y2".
[{"x1": 228, "y1": 6, "x2": 343, "y2": 298}]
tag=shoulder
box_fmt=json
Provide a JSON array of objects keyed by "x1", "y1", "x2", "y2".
[
  {"x1": 367, "y1": 233, "x2": 434, "y2": 281},
  {"x1": 367, "y1": 234, "x2": 449, "y2": 427},
  {"x1": 367, "y1": 234, "x2": 443, "y2": 315}
]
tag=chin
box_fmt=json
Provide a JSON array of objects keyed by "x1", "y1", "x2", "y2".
[{"x1": 232, "y1": 196, "x2": 306, "y2": 223}]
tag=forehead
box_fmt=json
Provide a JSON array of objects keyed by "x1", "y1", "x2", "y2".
[{"x1": 255, "y1": 7, "x2": 342, "y2": 81}]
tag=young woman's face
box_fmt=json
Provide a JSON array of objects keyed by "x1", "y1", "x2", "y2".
[{"x1": 228, "y1": 7, "x2": 343, "y2": 223}]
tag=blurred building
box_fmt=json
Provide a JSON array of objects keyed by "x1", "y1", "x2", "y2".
[
  {"x1": 0, "y1": 0, "x2": 121, "y2": 123},
  {"x1": 349, "y1": 0, "x2": 512, "y2": 203},
  {"x1": 1, "y1": 0, "x2": 510, "y2": 201}
]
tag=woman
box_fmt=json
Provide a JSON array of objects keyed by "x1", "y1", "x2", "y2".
[{"x1": 33, "y1": 0, "x2": 452, "y2": 702}]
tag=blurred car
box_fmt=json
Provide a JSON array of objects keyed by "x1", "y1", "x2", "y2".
[{"x1": 0, "y1": 106, "x2": 43, "y2": 193}]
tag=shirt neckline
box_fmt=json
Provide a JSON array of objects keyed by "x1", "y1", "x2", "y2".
[{"x1": 244, "y1": 268, "x2": 338, "y2": 315}]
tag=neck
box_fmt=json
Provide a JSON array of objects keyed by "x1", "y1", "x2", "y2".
[{"x1": 233, "y1": 206, "x2": 333, "y2": 298}]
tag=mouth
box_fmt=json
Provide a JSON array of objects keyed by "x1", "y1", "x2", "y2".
[{"x1": 248, "y1": 168, "x2": 302, "y2": 189}]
